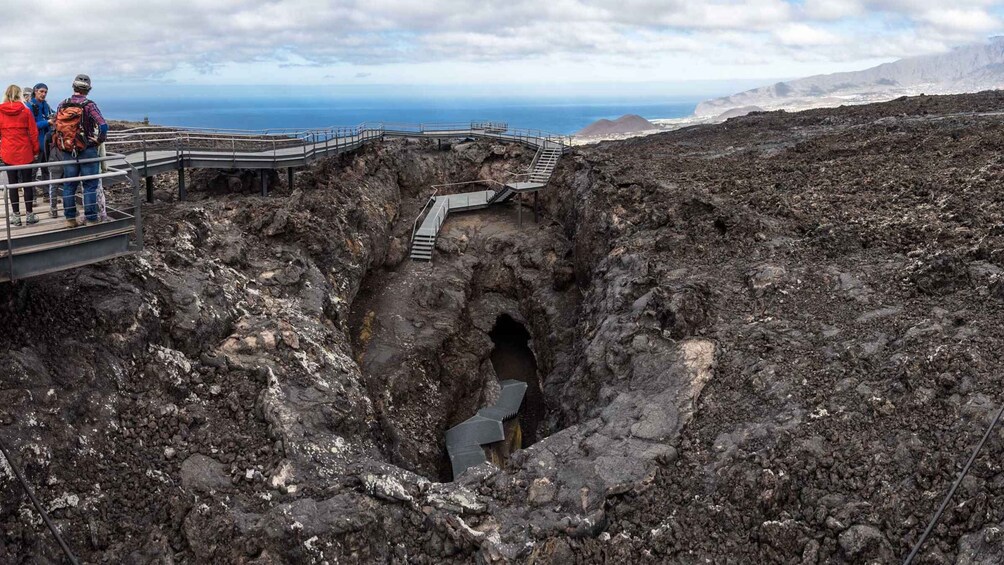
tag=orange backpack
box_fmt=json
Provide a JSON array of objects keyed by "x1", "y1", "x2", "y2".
[{"x1": 53, "y1": 99, "x2": 92, "y2": 153}]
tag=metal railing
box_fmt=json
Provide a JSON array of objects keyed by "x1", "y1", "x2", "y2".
[
  {"x1": 0, "y1": 152, "x2": 142, "y2": 282},
  {"x1": 428, "y1": 198, "x2": 450, "y2": 248},
  {"x1": 411, "y1": 188, "x2": 441, "y2": 244},
  {"x1": 106, "y1": 121, "x2": 571, "y2": 171}
]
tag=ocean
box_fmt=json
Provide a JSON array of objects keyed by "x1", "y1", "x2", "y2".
[{"x1": 95, "y1": 94, "x2": 706, "y2": 135}]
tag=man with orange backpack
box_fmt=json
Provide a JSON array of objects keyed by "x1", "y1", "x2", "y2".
[{"x1": 54, "y1": 74, "x2": 108, "y2": 228}]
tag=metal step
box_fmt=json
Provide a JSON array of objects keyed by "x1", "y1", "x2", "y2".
[{"x1": 445, "y1": 380, "x2": 527, "y2": 479}]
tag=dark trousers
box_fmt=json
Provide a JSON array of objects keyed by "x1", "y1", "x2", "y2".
[
  {"x1": 7, "y1": 168, "x2": 34, "y2": 215},
  {"x1": 62, "y1": 147, "x2": 99, "y2": 221}
]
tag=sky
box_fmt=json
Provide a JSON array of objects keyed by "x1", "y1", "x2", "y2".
[{"x1": 3, "y1": 0, "x2": 1003, "y2": 96}]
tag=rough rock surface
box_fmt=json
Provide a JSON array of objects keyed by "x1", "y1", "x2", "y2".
[{"x1": 3, "y1": 91, "x2": 1004, "y2": 563}]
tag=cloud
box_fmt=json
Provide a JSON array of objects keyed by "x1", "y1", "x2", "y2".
[
  {"x1": 919, "y1": 7, "x2": 1002, "y2": 34},
  {"x1": 0, "y1": 0, "x2": 999, "y2": 83},
  {"x1": 774, "y1": 23, "x2": 847, "y2": 46}
]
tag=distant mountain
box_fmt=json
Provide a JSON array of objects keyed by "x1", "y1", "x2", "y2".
[
  {"x1": 577, "y1": 114, "x2": 659, "y2": 136},
  {"x1": 695, "y1": 37, "x2": 1004, "y2": 118}
]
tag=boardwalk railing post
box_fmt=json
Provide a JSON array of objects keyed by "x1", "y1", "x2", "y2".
[
  {"x1": 3, "y1": 176, "x2": 14, "y2": 282},
  {"x1": 142, "y1": 139, "x2": 152, "y2": 203},
  {"x1": 178, "y1": 165, "x2": 186, "y2": 201},
  {"x1": 128, "y1": 163, "x2": 145, "y2": 250}
]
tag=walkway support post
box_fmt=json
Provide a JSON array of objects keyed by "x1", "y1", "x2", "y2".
[
  {"x1": 142, "y1": 139, "x2": 149, "y2": 200},
  {"x1": 534, "y1": 192, "x2": 539, "y2": 223},
  {"x1": 178, "y1": 166, "x2": 186, "y2": 201},
  {"x1": 261, "y1": 170, "x2": 268, "y2": 197},
  {"x1": 518, "y1": 193, "x2": 523, "y2": 228},
  {"x1": 287, "y1": 167, "x2": 294, "y2": 190},
  {"x1": 4, "y1": 181, "x2": 14, "y2": 282}
]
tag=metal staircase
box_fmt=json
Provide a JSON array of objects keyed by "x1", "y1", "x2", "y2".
[
  {"x1": 410, "y1": 142, "x2": 568, "y2": 262},
  {"x1": 487, "y1": 185, "x2": 515, "y2": 205},
  {"x1": 528, "y1": 146, "x2": 562, "y2": 183},
  {"x1": 410, "y1": 232, "x2": 436, "y2": 261},
  {"x1": 446, "y1": 380, "x2": 527, "y2": 478}
]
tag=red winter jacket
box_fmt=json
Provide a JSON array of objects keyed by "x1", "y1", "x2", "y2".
[{"x1": 0, "y1": 101, "x2": 40, "y2": 166}]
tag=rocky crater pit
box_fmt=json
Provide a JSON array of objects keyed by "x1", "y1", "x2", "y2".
[{"x1": 4, "y1": 91, "x2": 1004, "y2": 564}]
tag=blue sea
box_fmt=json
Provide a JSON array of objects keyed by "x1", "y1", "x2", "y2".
[{"x1": 95, "y1": 94, "x2": 707, "y2": 135}]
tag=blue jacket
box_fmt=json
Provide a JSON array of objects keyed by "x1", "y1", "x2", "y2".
[{"x1": 29, "y1": 97, "x2": 53, "y2": 152}]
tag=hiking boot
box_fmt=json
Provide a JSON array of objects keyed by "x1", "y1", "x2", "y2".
[
  {"x1": 25, "y1": 213, "x2": 38, "y2": 225},
  {"x1": 64, "y1": 219, "x2": 77, "y2": 229},
  {"x1": 49, "y1": 206, "x2": 58, "y2": 219},
  {"x1": 9, "y1": 215, "x2": 21, "y2": 227}
]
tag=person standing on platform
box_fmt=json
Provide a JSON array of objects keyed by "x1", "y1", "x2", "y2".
[
  {"x1": 54, "y1": 74, "x2": 107, "y2": 228},
  {"x1": 0, "y1": 85, "x2": 40, "y2": 226},
  {"x1": 29, "y1": 83, "x2": 57, "y2": 212}
]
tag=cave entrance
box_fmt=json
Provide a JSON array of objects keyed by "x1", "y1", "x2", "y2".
[{"x1": 489, "y1": 314, "x2": 545, "y2": 446}]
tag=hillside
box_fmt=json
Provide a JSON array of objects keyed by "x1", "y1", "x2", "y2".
[
  {"x1": 576, "y1": 114, "x2": 659, "y2": 137},
  {"x1": 696, "y1": 36, "x2": 1004, "y2": 117}
]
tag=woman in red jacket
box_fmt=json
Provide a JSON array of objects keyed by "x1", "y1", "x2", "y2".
[{"x1": 0, "y1": 85, "x2": 40, "y2": 226}]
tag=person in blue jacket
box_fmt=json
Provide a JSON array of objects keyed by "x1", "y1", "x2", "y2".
[{"x1": 29, "y1": 83, "x2": 57, "y2": 215}]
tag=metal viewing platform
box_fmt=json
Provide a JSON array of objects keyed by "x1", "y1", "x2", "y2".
[{"x1": 0, "y1": 153, "x2": 142, "y2": 283}]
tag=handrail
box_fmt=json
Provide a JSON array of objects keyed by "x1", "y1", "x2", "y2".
[
  {"x1": 411, "y1": 187, "x2": 441, "y2": 245},
  {"x1": 430, "y1": 198, "x2": 450, "y2": 256},
  {"x1": 0, "y1": 152, "x2": 127, "y2": 172},
  {"x1": 0, "y1": 154, "x2": 133, "y2": 191},
  {"x1": 0, "y1": 169, "x2": 129, "y2": 191},
  {"x1": 430, "y1": 178, "x2": 506, "y2": 191},
  {"x1": 107, "y1": 121, "x2": 570, "y2": 153}
]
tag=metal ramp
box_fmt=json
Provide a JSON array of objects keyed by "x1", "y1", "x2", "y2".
[
  {"x1": 410, "y1": 191, "x2": 495, "y2": 261},
  {"x1": 445, "y1": 379, "x2": 527, "y2": 479}
]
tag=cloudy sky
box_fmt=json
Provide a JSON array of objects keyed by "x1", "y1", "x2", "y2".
[{"x1": 3, "y1": 0, "x2": 1003, "y2": 91}]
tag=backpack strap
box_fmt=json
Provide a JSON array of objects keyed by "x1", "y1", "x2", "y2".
[{"x1": 79, "y1": 99, "x2": 95, "y2": 140}]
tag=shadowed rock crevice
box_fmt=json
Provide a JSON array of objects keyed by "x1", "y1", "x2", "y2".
[{"x1": 488, "y1": 314, "x2": 545, "y2": 446}]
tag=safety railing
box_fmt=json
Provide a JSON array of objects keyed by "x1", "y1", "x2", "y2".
[
  {"x1": 411, "y1": 187, "x2": 441, "y2": 244},
  {"x1": 107, "y1": 121, "x2": 569, "y2": 167},
  {"x1": 429, "y1": 197, "x2": 450, "y2": 242},
  {"x1": 0, "y1": 152, "x2": 142, "y2": 282}
]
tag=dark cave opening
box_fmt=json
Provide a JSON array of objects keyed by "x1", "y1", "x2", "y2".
[{"x1": 489, "y1": 314, "x2": 545, "y2": 446}]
